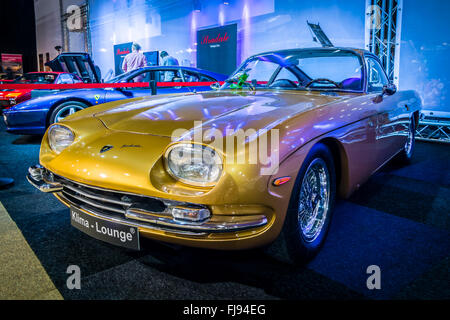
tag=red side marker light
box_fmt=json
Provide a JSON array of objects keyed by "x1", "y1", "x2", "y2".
[{"x1": 273, "y1": 176, "x2": 291, "y2": 186}]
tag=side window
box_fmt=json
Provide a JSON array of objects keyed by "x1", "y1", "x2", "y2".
[
  {"x1": 71, "y1": 74, "x2": 83, "y2": 83},
  {"x1": 198, "y1": 74, "x2": 215, "y2": 82},
  {"x1": 156, "y1": 69, "x2": 182, "y2": 83},
  {"x1": 181, "y1": 70, "x2": 200, "y2": 82},
  {"x1": 274, "y1": 67, "x2": 298, "y2": 83},
  {"x1": 245, "y1": 60, "x2": 279, "y2": 83},
  {"x1": 366, "y1": 57, "x2": 388, "y2": 92},
  {"x1": 57, "y1": 74, "x2": 74, "y2": 84},
  {"x1": 128, "y1": 71, "x2": 151, "y2": 83}
]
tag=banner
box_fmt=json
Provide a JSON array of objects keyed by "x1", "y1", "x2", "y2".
[
  {"x1": 197, "y1": 24, "x2": 237, "y2": 76},
  {"x1": 1, "y1": 53, "x2": 23, "y2": 75},
  {"x1": 113, "y1": 42, "x2": 133, "y2": 76}
]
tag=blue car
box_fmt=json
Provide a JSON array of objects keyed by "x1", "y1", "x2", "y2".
[{"x1": 3, "y1": 64, "x2": 227, "y2": 135}]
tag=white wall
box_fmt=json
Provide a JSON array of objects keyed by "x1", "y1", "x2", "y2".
[
  {"x1": 398, "y1": 0, "x2": 450, "y2": 111},
  {"x1": 34, "y1": 0, "x2": 63, "y2": 69},
  {"x1": 34, "y1": 0, "x2": 88, "y2": 70},
  {"x1": 88, "y1": 0, "x2": 366, "y2": 78}
]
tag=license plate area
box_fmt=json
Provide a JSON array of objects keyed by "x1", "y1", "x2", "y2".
[{"x1": 70, "y1": 206, "x2": 140, "y2": 250}]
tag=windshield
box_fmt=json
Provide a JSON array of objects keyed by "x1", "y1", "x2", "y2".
[
  {"x1": 223, "y1": 49, "x2": 363, "y2": 91},
  {"x1": 13, "y1": 73, "x2": 57, "y2": 84}
]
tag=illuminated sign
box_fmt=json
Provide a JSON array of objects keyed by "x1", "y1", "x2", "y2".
[
  {"x1": 113, "y1": 42, "x2": 133, "y2": 76},
  {"x1": 197, "y1": 24, "x2": 237, "y2": 76},
  {"x1": 200, "y1": 33, "x2": 230, "y2": 45}
]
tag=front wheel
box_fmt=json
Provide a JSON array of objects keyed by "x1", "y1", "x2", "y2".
[
  {"x1": 397, "y1": 116, "x2": 416, "y2": 164},
  {"x1": 265, "y1": 143, "x2": 336, "y2": 264},
  {"x1": 49, "y1": 101, "x2": 87, "y2": 125}
]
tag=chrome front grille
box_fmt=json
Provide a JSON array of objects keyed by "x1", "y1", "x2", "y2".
[
  {"x1": 55, "y1": 176, "x2": 169, "y2": 220},
  {"x1": 27, "y1": 166, "x2": 268, "y2": 234}
]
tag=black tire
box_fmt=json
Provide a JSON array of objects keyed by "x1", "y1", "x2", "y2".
[
  {"x1": 265, "y1": 143, "x2": 336, "y2": 264},
  {"x1": 396, "y1": 116, "x2": 415, "y2": 164},
  {"x1": 48, "y1": 101, "x2": 88, "y2": 125}
]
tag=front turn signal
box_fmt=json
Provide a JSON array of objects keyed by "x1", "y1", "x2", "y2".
[{"x1": 273, "y1": 176, "x2": 291, "y2": 186}]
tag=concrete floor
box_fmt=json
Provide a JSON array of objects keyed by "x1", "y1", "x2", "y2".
[{"x1": 0, "y1": 120, "x2": 448, "y2": 300}]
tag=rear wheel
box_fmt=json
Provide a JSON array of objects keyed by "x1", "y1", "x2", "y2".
[
  {"x1": 49, "y1": 101, "x2": 87, "y2": 125},
  {"x1": 397, "y1": 117, "x2": 415, "y2": 164},
  {"x1": 265, "y1": 143, "x2": 336, "y2": 264}
]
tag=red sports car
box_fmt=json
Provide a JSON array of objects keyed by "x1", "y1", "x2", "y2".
[{"x1": 0, "y1": 72, "x2": 82, "y2": 110}]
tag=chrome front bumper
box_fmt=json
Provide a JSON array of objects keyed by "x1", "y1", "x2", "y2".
[
  {"x1": 27, "y1": 165, "x2": 63, "y2": 192},
  {"x1": 27, "y1": 165, "x2": 268, "y2": 234}
]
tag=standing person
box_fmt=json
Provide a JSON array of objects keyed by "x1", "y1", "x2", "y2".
[
  {"x1": 121, "y1": 43, "x2": 147, "y2": 82},
  {"x1": 159, "y1": 51, "x2": 179, "y2": 82}
]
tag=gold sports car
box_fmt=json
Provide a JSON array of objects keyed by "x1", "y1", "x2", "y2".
[{"x1": 28, "y1": 48, "x2": 421, "y2": 263}]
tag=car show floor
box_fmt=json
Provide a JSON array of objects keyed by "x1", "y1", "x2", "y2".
[{"x1": 0, "y1": 120, "x2": 448, "y2": 300}]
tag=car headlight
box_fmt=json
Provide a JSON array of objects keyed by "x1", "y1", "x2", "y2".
[
  {"x1": 165, "y1": 144, "x2": 223, "y2": 186},
  {"x1": 48, "y1": 125, "x2": 74, "y2": 154}
]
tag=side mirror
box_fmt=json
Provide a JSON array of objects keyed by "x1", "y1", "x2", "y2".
[
  {"x1": 383, "y1": 83, "x2": 397, "y2": 96},
  {"x1": 210, "y1": 82, "x2": 220, "y2": 90},
  {"x1": 373, "y1": 83, "x2": 397, "y2": 103}
]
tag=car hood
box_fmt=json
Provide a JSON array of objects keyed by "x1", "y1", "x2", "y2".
[
  {"x1": 94, "y1": 90, "x2": 347, "y2": 139},
  {"x1": 46, "y1": 52, "x2": 100, "y2": 83}
]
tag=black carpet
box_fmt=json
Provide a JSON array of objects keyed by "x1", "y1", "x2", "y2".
[{"x1": 0, "y1": 120, "x2": 448, "y2": 300}]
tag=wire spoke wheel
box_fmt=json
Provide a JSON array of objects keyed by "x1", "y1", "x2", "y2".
[
  {"x1": 404, "y1": 120, "x2": 414, "y2": 156},
  {"x1": 298, "y1": 158, "x2": 330, "y2": 242}
]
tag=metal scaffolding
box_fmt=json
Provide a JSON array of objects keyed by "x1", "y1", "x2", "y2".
[
  {"x1": 416, "y1": 112, "x2": 450, "y2": 144},
  {"x1": 365, "y1": 1, "x2": 450, "y2": 144},
  {"x1": 365, "y1": 0, "x2": 403, "y2": 86}
]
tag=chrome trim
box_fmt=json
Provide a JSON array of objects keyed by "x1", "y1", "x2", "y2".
[
  {"x1": 27, "y1": 166, "x2": 63, "y2": 193},
  {"x1": 130, "y1": 213, "x2": 267, "y2": 232},
  {"x1": 125, "y1": 207, "x2": 171, "y2": 219},
  {"x1": 27, "y1": 165, "x2": 268, "y2": 234},
  {"x1": 62, "y1": 190, "x2": 125, "y2": 215},
  {"x1": 28, "y1": 164, "x2": 45, "y2": 180},
  {"x1": 57, "y1": 192, "x2": 207, "y2": 236},
  {"x1": 53, "y1": 173, "x2": 183, "y2": 208},
  {"x1": 298, "y1": 157, "x2": 330, "y2": 242},
  {"x1": 57, "y1": 192, "x2": 267, "y2": 234},
  {"x1": 125, "y1": 208, "x2": 171, "y2": 222},
  {"x1": 63, "y1": 183, "x2": 133, "y2": 207},
  {"x1": 27, "y1": 174, "x2": 63, "y2": 193}
]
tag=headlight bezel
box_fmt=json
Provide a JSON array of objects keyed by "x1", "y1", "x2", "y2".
[
  {"x1": 47, "y1": 124, "x2": 75, "y2": 154},
  {"x1": 164, "y1": 143, "x2": 224, "y2": 187}
]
